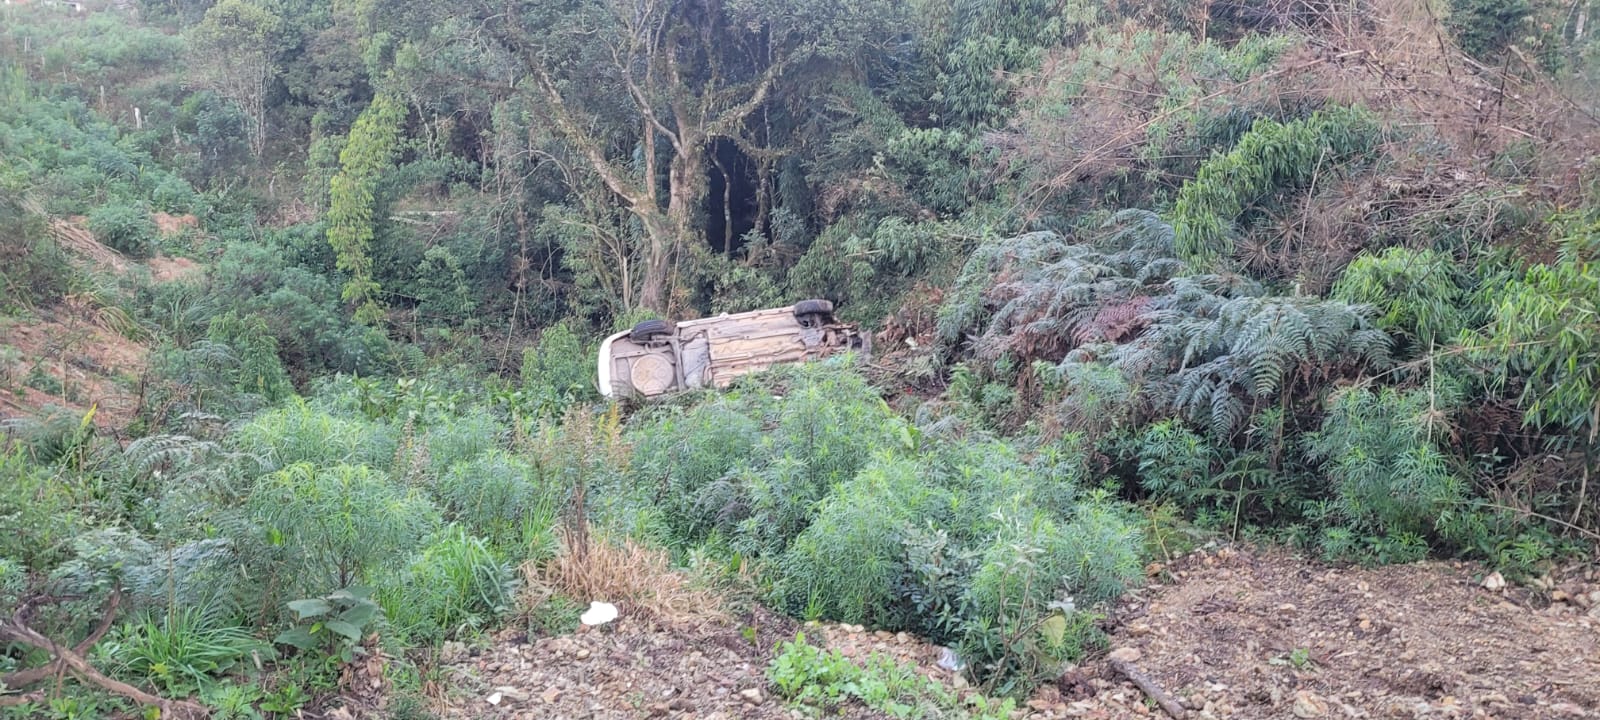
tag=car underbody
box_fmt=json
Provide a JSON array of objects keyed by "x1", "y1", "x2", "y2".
[{"x1": 597, "y1": 301, "x2": 870, "y2": 398}]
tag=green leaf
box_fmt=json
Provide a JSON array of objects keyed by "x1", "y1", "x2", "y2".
[
  {"x1": 338, "y1": 601, "x2": 378, "y2": 627},
  {"x1": 286, "y1": 598, "x2": 333, "y2": 619},
  {"x1": 329, "y1": 586, "x2": 373, "y2": 602},
  {"x1": 1040, "y1": 613, "x2": 1067, "y2": 647},
  {"x1": 273, "y1": 627, "x2": 319, "y2": 650},
  {"x1": 324, "y1": 620, "x2": 362, "y2": 641}
]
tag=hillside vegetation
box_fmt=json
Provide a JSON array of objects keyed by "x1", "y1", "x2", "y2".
[{"x1": 2, "y1": 0, "x2": 1598, "y2": 717}]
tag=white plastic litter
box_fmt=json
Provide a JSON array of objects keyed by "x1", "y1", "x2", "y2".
[
  {"x1": 936, "y1": 646, "x2": 966, "y2": 672},
  {"x1": 580, "y1": 601, "x2": 619, "y2": 626}
]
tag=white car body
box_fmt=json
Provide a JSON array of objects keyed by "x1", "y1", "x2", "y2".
[{"x1": 597, "y1": 302, "x2": 869, "y2": 398}]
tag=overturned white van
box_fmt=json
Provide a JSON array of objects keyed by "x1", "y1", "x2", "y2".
[{"x1": 597, "y1": 300, "x2": 871, "y2": 398}]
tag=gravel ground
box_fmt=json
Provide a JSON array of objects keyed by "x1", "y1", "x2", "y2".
[{"x1": 437, "y1": 547, "x2": 1600, "y2": 719}]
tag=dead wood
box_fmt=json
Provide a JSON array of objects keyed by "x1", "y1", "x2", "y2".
[
  {"x1": 1110, "y1": 657, "x2": 1188, "y2": 719},
  {"x1": 0, "y1": 592, "x2": 210, "y2": 719}
]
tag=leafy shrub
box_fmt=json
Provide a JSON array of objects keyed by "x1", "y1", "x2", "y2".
[
  {"x1": 518, "y1": 320, "x2": 595, "y2": 417},
  {"x1": 432, "y1": 450, "x2": 559, "y2": 555},
  {"x1": 1134, "y1": 420, "x2": 1216, "y2": 504},
  {"x1": 205, "y1": 311, "x2": 293, "y2": 403},
  {"x1": 0, "y1": 448, "x2": 80, "y2": 569},
  {"x1": 87, "y1": 202, "x2": 158, "y2": 257},
  {"x1": 624, "y1": 401, "x2": 762, "y2": 545},
  {"x1": 379, "y1": 526, "x2": 515, "y2": 645},
  {"x1": 247, "y1": 463, "x2": 440, "y2": 596},
  {"x1": 0, "y1": 196, "x2": 71, "y2": 310},
  {"x1": 232, "y1": 399, "x2": 397, "y2": 471},
  {"x1": 1305, "y1": 387, "x2": 1469, "y2": 557},
  {"x1": 767, "y1": 632, "x2": 1016, "y2": 719},
  {"x1": 732, "y1": 368, "x2": 909, "y2": 555},
  {"x1": 774, "y1": 456, "x2": 949, "y2": 624},
  {"x1": 789, "y1": 217, "x2": 972, "y2": 323},
  {"x1": 422, "y1": 407, "x2": 503, "y2": 476},
  {"x1": 273, "y1": 587, "x2": 383, "y2": 664},
  {"x1": 958, "y1": 503, "x2": 1130, "y2": 694}
]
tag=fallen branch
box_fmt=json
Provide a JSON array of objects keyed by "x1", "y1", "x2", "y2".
[
  {"x1": 0, "y1": 593, "x2": 209, "y2": 719},
  {"x1": 1110, "y1": 657, "x2": 1187, "y2": 719},
  {"x1": 1, "y1": 589, "x2": 121, "y2": 690}
]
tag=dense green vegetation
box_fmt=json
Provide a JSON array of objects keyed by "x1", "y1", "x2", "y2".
[{"x1": 2, "y1": 0, "x2": 1599, "y2": 716}]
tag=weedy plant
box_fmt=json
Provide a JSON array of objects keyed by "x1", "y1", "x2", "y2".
[{"x1": 104, "y1": 609, "x2": 266, "y2": 697}]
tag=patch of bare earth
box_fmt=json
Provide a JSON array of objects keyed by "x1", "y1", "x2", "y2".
[
  {"x1": 3, "y1": 216, "x2": 206, "y2": 428},
  {"x1": 147, "y1": 254, "x2": 201, "y2": 282},
  {"x1": 1049, "y1": 548, "x2": 1600, "y2": 719},
  {"x1": 1, "y1": 313, "x2": 146, "y2": 428},
  {"x1": 439, "y1": 547, "x2": 1600, "y2": 720},
  {"x1": 437, "y1": 610, "x2": 807, "y2": 720}
]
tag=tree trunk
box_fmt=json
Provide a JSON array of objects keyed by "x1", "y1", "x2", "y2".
[{"x1": 640, "y1": 137, "x2": 706, "y2": 313}]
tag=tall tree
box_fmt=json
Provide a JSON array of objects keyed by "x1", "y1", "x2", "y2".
[
  {"x1": 327, "y1": 92, "x2": 405, "y2": 324},
  {"x1": 375, "y1": 0, "x2": 902, "y2": 313},
  {"x1": 188, "y1": 0, "x2": 283, "y2": 159}
]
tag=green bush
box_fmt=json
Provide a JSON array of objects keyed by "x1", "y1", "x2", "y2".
[
  {"x1": 432, "y1": 449, "x2": 560, "y2": 556},
  {"x1": 232, "y1": 399, "x2": 397, "y2": 470},
  {"x1": 734, "y1": 368, "x2": 909, "y2": 555},
  {"x1": 1305, "y1": 387, "x2": 1469, "y2": 557},
  {"x1": 423, "y1": 407, "x2": 503, "y2": 476},
  {"x1": 774, "y1": 455, "x2": 950, "y2": 624},
  {"x1": 379, "y1": 526, "x2": 515, "y2": 645},
  {"x1": 518, "y1": 320, "x2": 596, "y2": 417},
  {"x1": 1480, "y1": 224, "x2": 1600, "y2": 437},
  {"x1": 0, "y1": 196, "x2": 71, "y2": 310},
  {"x1": 87, "y1": 202, "x2": 158, "y2": 257},
  {"x1": 1332, "y1": 247, "x2": 1466, "y2": 354},
  {"x1": 0, "y1": 448, "x2": 80, "y2": 569},
  {"x1": 624, "y1": 401, "x2": 762, "y2": 545},
  {"x1": 247, "y1": 463, "x2": 440, "y2": 597}
]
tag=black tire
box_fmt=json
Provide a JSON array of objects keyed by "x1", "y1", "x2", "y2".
[
  {"x1": 793, "y1": 299, "x2": 835, "y2": 317},
  {"x1": 629, "y1": 318, "x2": 674, "y2": 342}
]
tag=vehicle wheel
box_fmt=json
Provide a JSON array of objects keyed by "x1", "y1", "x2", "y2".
[
  {"x1": 793, "y1": 299, "x2": 835, "y2": 317},
  {"x1": 630, "y1": 319, "x2": 674, "y2": 342}
]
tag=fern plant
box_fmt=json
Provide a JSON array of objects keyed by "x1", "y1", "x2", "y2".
[
  {"x1": 937, "y1": 211, "x2": 1185, "y2": 362},
  {"x1": 1113, "y1": 294, "x2": 1393, "y2": 436}
]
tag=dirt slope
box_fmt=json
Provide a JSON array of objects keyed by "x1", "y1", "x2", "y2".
[
  {"x1": 438, "y1": 548, "x2": 1600, "y2": 720},
  {"x1": 2, "y1": 215, "x2": 203, "y2": 428},
  {"x1": 1063, "y1": 548, "x2": 1600, "y2": 719}
]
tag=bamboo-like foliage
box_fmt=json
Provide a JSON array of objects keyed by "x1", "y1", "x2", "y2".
[
  {"x1": 1481, "y1": 223, "x2": 1600, "y2": 437},
  {"x1": 1332, "y1": 246, "x2": 1466, "y2": 352},
  {"x1": 1168, "y1": 106, "x2": 1381, "y2": 265}
]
